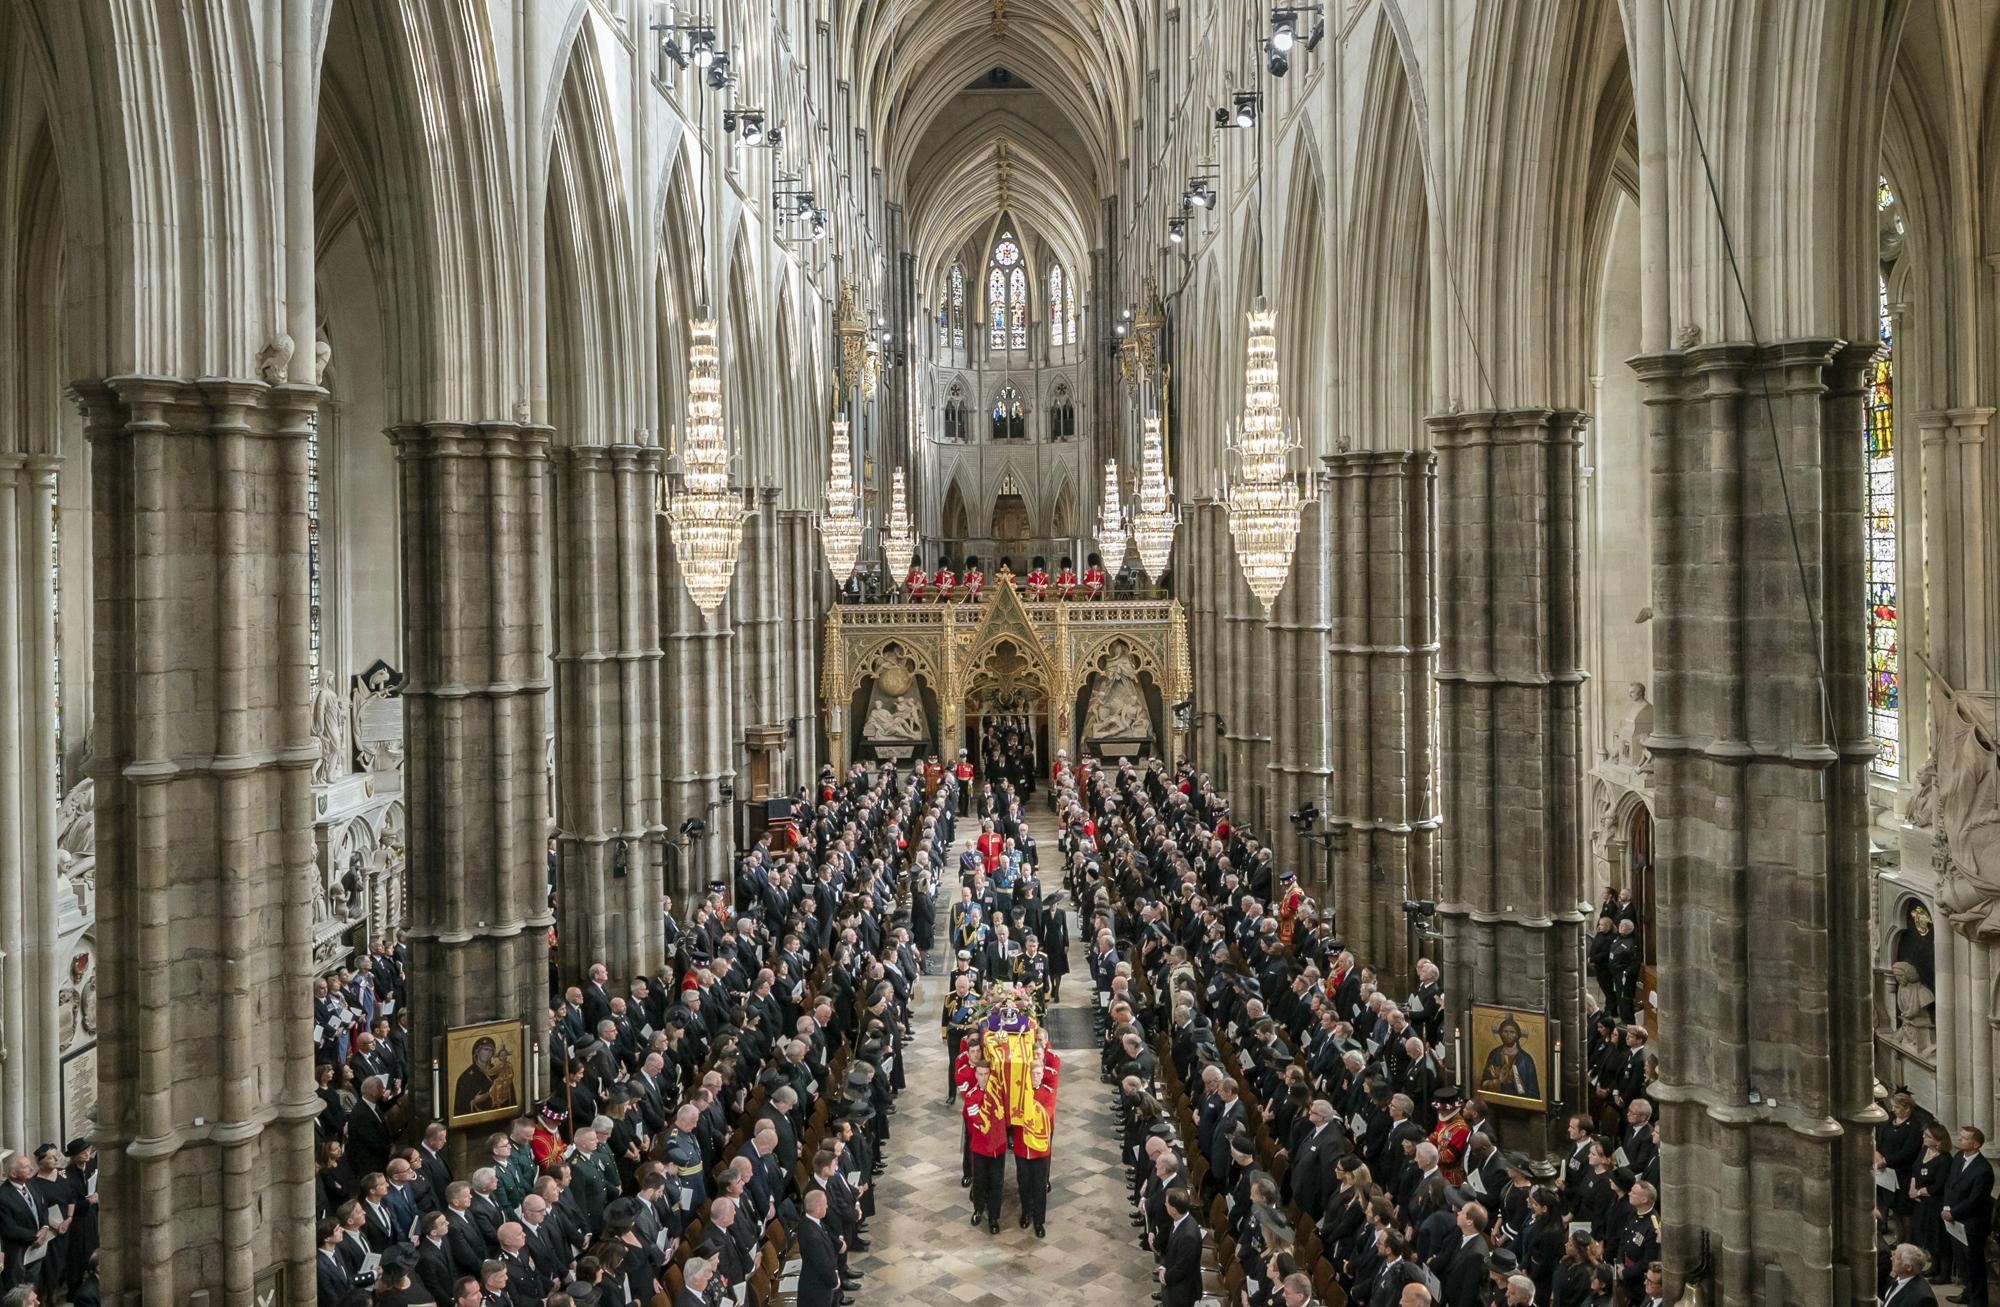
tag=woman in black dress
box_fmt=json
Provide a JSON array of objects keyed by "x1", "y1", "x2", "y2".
[
  {"x1": 30, "y1": 1144, "x2": 80, "y2": 1295},
  {"x1": 1910, "y1": 1120, "x2": 1953, "y2": 1268},
  {"x1": 1553, "y1": 1229, "x2": 1601, "y2": 1307}
]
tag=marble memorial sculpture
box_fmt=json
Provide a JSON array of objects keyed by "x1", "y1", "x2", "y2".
[
  {"x1": 1608, "y1": 682, "x2": 1653, "y2": 772},
  {"x1": 1890, "y1": 960, "x2": 1936, "y2": 1057},
  {"x1": 1085, "y1": 653, "x2": 1152, "y2": 742},
  {"x1": 350, "y1": 661, "x2": 407, "y2": 774},
  {"x1": 1931, "y1": 676, "x2": 2000, "y2": 940},
  {"x1": 312, "y1": 672, "x2": 350, "y2": 785},
  {"x1": 862, "y1": 666, "x2": 928, "y2": 741}
]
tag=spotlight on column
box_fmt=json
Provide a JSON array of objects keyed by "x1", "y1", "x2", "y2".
[
  {"x1": 1168, "y1": 217, "x2": 1186, "y2": 245},
  {"x1": 660, "y1": 35, "x2": 688, "y2": 68},
  {"x1": 706, "y1": 52, "x2": 732, "y2": 89},
  {"x1": 1233, "y1": 92, "x2": 1259, "y2": 128},
  {"x1": 1269, "y1": 10, "x2": 1298, "y2": 52},
  {"x1": 690, "y1": 29, "x2": 716, "y2": 67},
  {"x1": 1289, "y1": 802, "x2": 1319, "y2": 834},
  {"x1": 1266, "y1": 42, "x2": 1289, "y2": 77},
  {"x1": 680, "y1": 818, "x2": 708, "y2": 839}
]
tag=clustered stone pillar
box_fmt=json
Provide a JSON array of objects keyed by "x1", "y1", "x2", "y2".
[
  {"x1": 1432, "y1": 407, "x2": 1587, "y2": 1127},
  {"x1": 779, "y1": 509, "x2": 821, "y2": 791},
  {"x1": 392, "y1": 420, "x2": 555, "y2": 1136},
  {"x1": 1265, "y1": 493, "x2": 1330, "y2": 881},
  {"x1": 79, "y1": 377, "x2": 321, "y2": 1304},
  {"x1": 1634, "y1": 341, "x2": 1877, "y2": 1304},
  {"x1": 657, "y1": 504, "x2": 738, "y2": 901},
  {"x1": 1182, "y1": 501, "x2": 1228, "y2": 772},
  {"x1": 553, "y1": 443, "x2": 666, "y2": 985},
  {"x1": 0, "y1": 451, "x2": 62, "y2": 1152},
  {"x1": 1322, "y1": 450, "x2": 1439, "y2": 978}
]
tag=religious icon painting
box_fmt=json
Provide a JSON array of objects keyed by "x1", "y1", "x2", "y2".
[
  {"x1": 444, "y1": 1018, "x2": 526, "y2": 1128},
  {"x1": 1469, "y1": 1003, "x2": 1549, "y2": 1111}
]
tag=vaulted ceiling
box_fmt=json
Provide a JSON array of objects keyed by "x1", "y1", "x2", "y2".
[{"x1": 838, "y1": 0, "x2": 1154, "y2": 289}]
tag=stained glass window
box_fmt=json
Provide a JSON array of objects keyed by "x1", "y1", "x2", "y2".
[
  {"x1": 308, "y1": 410, "x2": 323, "y2": 688},
  {"x1": 1049, "y1": 266, "x2": 1065, "y2": 346},
  {"x1": 1008, "y1": 268, "x2": 1026, "y2": 349},
  {"x1": 994, "y1": 237, "x2": 1020, "y2": 267},
  {"x1": 1066, "y1": 280, "x2": 1077, "y2": 345},
  {"x1": 1865, "y1": 262, "x2": 1899, "y2": 776},
  {"x1": 949, "y1": 264, "x2": 965, "y2": 349},
  {"x1": 989, "y1": 267, "x2": 1007, "y2": 349}
]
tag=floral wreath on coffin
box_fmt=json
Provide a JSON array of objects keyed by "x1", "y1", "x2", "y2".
[{"x1": 968, "y1": 981, "x2": 1040, "y2": 1032}]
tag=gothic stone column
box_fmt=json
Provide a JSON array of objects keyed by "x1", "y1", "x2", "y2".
[
  {"x1": 78, "y1": 377, "x2": 321, "y2": 1306},
  {"x1": 1432, "y1": 407, "x2": 1588, "y2": 1128},
  {"x1": 1633, "y1": 341, "x2": 1876, "y2": 1305},
  {"x1": 0, "y1": 453, "x2": 64, "y2": 1151},
  {"x1": 1324, "y1": 450, "x2": 1439, "y2": 975},
  {"x1": 392, "y1": 420, "x2": 555, "y2": 1133},
  {"x1": 1265, "y1": 492, "x2": 1331, "y2": 882},
  {"x1": 779, "y1": 509, "x2": 821, "y2": 790},
  {"x1": 553, "y1": 443, "x2": 665, "y2": 985},
  {"x1": 657, "y1": 500, "x2": 738, "y2": 900}
]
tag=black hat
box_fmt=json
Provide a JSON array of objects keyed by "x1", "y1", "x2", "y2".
[
  {"x1": 604, "y1": 1197, "x2": 643, "y2": 1225},
  {"x1": 380, "y1": 1246, "x2": 418, "y2": 1276},
  {"x1": 64, "y1": 1139, "x2": 90, "y2": 1158},
  {"x1": 1431, "y1": 1084, "x2": 1464, "y2": 1104},
  {"x1": 836, "y1": 1101, "x2": 876, "y2": 1124},
  {"x1": 1032, "y1": 555, "x2": 1047, "y2": 568},
  {"x1": 1486, "y1": 1248, "x2": 1520, "y2": 1274},
  {"x1": 1502, "y1": 1150, "x2": 1532, "y2": 1173}
]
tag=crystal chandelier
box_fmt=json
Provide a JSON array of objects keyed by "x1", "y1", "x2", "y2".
[
  {"x1": 1224, "y1": 297, "x2": 1312, "y2": 611},
  {"x1": 818, "y1": 416, "x2": 863, "y2": 583},
  {"x1": 1096, "y1": 458, "x2": 1129, "y2": 570},
  {"x1": 665, "y1": 318, "x2": 750, "y2": 616},
  {"x1": 882, "y1": 467, "x2": 919, "y2": 579},
  {"x1": 1129, "y1": 415, "x2": 1179, "y2": 581}
]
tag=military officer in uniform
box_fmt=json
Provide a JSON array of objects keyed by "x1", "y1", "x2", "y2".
[
  {"x1": 1013, "y1": 935, "x2": 1052, "y2": 1016},
  {"x1": 942, "y1": 974, "x2": 978, "y2": 1104},
  {"x1": 1617, "y1": 1180, "x2": 1661, "y2": 1301},
  {"x1": 661, "y1": 1103, "x2": 708, "y2": 1220}
]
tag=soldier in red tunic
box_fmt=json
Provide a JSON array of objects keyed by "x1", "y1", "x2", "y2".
[
  {"x1": 961, "y1": 554, "x2": 985, "y2": 602},
  {"x1": 1054, "y1": 555, "x2": 1078, "y2": 600},
  {"x1": 1428, "y1": 1084, "x2": 1472, "y2": 1184},
  {"x1": 932, "y1": 560, "x2": 957, "y2": 601},
  {"x1": 1025, "y1": 555, "x2": 1050, "y2": 601},
  {"x1": 964, "y1": 1066, "x2": 1009, "y2": 1233},
  {"x1": 904, "y1": 563, "x2": 927, "y2": 601},
  {"x1": 1081, "y1": 552, "x2": 1107, "y2": 599}
]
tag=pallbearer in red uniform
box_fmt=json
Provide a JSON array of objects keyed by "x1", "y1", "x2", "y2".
[
  {"x1": 964, "y1": 1066, "x2": 1009, "y2": 1233},
  {"x1": 1025, "y1": 555, "x2": 1050, "y2": 601},
  {"x1": 1010, "y1": 1063, "x2": 1059, "y2": 1237},
  {"x1": 954, "y1": 749, "x2": 975, "y2": 814},
  {"x1": 904, "y1": 563, "x2": 927, "y2": 601},
  {"x1": 932, "y1": 560, "x2": 956, "y2": 600},
  {"x1": 1428, "y1": 1084, "x2": 1471, "y2": 1184},
  {"x1": 1275, "y1": 869, "x2": 1304, "y2": 950},
  {"x1": 1081, "y1": 552, "x2": 1107, "y2": 600},
  {"x1": 1054, "y1": 555, "x2": 1078, "y2": 600}
]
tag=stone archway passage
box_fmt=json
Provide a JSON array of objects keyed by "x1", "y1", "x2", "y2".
[{"x1": 847, "y1": 814, "x2": 1157, "y2": 1305}]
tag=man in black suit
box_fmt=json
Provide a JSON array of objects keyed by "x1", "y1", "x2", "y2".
[
  {"x1": 679, "y1": 1255, "x2": 722, "y2": 1307},
  {"x1": 1437, "y1": 1201, "x2": 1491, "y2": 1307},
  {"x1": 1159, "y1": 1188, "x2": 1203, "y2": 1307},
  {"x1": 0, "y1": 1155, "x2": 52, "y2": 1292},
  {"x1": 440, "y1": 1183, "x2": 487, "y2": 1278},
  {"x1": 347, "y1": 1076, "x2": 395, "y2": 1177},
  {"x1": 1288, "y1": 1098, "x2": 1343, "y2": 1221},
  {"x1": 583, "y1": 962, "x2": 615, "y2": 1033},
  {"x1": 1883, "y1": 1243, "x2": 1940, "y2": 1307},
  {"x1": 315, "y1": 1219, "x2": 355, "y2": 1303},
  {"x1": 414, "y1": 1212, "x2": 459, "y2": 1305},
  {"x1": 797, "y1": 1189, "x2": 847, "y2": 1307},
  {"x1": 1940, "y1": 1126, "x2": 1994, "y2": 1306}
]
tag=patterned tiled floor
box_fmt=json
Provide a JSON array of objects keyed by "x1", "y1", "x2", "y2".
[{"x1": 853, "y1": 811, "x2": 1158, "y2": 1306}]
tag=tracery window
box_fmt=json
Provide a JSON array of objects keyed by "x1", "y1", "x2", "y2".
[
  {"x1": 1049, "y1": 266, "x2": 1065, "y2": 346},
  {"x1": 988, "y1": 267, "x2": 1007, "y2": 350},
  {"x1": 1066, "y1": 278, "x2": 1077, "y2": 345},
  {"x1": 991, "y1": 384, "x2": 1026, "y2": 440},
  {"x1": 948, "y1": 263, "x2": 965, "y2": 349},
  {"x1": 1866, "y1": 260, "x2": 1899, "y2": 777},
  {"x1": 1008, "y1": 269, "x2": 1027, "y2": 350},
  {"x1": 990, "y1": 232, "x2": 1026, "y2": 351}
]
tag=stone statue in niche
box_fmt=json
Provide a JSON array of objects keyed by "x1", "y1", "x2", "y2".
[
  {"x1": 314, "y1": 330, "x2": 333, "y2": 386},
  {"x1": 1889, "y1": 959, "x2": 1936, "y2": 1056},
  {"x1": 312, "y1": 671, "x2": 350, "y2": 785},
  {"x1": 350, "y1": 660, "x2": 407, "y2": 774},
  {"x1": 57, "y1": 947, "x2": 96, "y2": 1054},
  {"x1": 862, "y1": 666, "x2": 928, "y2": 741},
  {"x1": 1085, "y1": 652, "x2": 1153, "y2": 741},
  {"x1": 1906, "y1": 753, "x2": 1939, "y2": 828},
  {"x1": 1608, "y1": 682, "x2": 1654, "y2": 772},
  {"x1": 1930, "y1": 675, "x2": 2000, "y2": 940},
  {"x1": 55, "y1": 762, "x2": 96, "y2": 918},
  {"x1": 257, "y1": 333, "x2": 295, "y2": 386}
]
